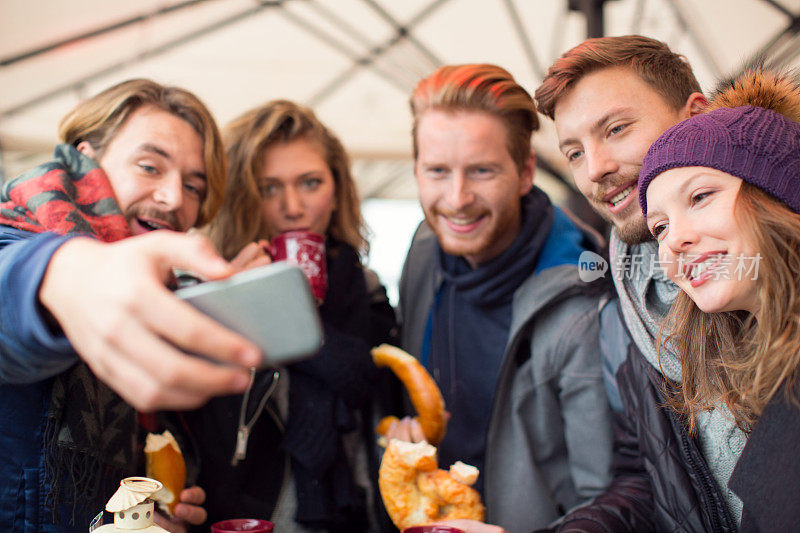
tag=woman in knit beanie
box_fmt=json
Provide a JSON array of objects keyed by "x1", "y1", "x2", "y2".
[{"x1": 638, "y1": 68, "x2": 800, "y2": 531}]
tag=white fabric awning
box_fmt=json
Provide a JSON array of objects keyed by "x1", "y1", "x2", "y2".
[{"x1": 2, "y1": 0, "x2": 799, "y2": 197}]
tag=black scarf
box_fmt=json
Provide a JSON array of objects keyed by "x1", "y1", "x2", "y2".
[
  {"x1": 281, "y1": 239, "x2": 378, "y2": 531},
  {"x1": 437, "y1": 188, "x2": 554, "y2": 306},
  {"x1": 0, "y1": 145, "x2": 137, "y2": 524},
  {"x1": 430, "y1": 189, "x2": 554, "y2": 483}
]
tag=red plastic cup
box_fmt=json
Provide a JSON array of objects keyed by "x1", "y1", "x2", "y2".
[
  {"x1": 402, "y1": 527, "x2": 465, "y2": 533},
  {"x1": 210, "y1": 518, "x2": 274, "y2": 532},
  {"x1": 266, "y1": 230, "x2": 327, "y2": 303}
]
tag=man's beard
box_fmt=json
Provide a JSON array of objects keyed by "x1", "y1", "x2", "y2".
[
  {"x1": 425, "y1": 204, "x2": 518, "y2": 264},
  {"x1": 125, "y1": 205, "x2": 180, "y2": 232},
  {"x1": 588, "y1": 172, "x2": 652, "y2": 245},
  {"x1": 613, "y1": 216, "x2": 651, "y2": 245}
]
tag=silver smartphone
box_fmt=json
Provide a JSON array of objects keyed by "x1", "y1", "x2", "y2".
[{"x1": 175, "y1": 262, "x2": 323, "y2": 367}]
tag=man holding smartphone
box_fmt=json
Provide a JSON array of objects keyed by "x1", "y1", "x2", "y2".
[{"x1": 0, "y1": 79, "x2": 260, "y2": 531}]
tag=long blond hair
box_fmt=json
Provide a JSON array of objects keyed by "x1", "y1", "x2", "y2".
[
  {"x1": 58, "y1": 79, "x2": 225, "y2": 227},
  {"x1": 667, "y1": 183, "x2": 800, "y2": 432},
  {"x1": 208, "y1": 100, "x2": 366, "y2": 260}
]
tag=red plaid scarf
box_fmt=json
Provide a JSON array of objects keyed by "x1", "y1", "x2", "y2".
[{"x1": 0, "y1": 144, "x2": 130, "y2": 240}]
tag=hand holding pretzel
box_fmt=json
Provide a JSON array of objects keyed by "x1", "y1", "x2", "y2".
[
  {"x1": 379, "y1": 439, "x2": 485, "y2": 530},
  {"x1": 372, "y1": 344, "x2": 447, "y2": 445}
]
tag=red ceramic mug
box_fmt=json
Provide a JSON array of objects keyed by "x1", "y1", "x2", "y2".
[
  {"x1": 266, "y1": 230, "x2": 327, "y2": 303},
  {"x1": 402, "y1": 527, "x2": 465, "y2": 533},
  {"x1": 210, "y1": 518, "x2": 274, "y2": 532}
]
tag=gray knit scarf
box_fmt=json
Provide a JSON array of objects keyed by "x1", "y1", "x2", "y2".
[{"x1": 610, "y1": 232, "x2": 745, "y2": 524}]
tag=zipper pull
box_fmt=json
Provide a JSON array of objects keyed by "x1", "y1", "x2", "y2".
[
  {"x1": 88, "y1": 511, "x2": 104, "y2": 531},
  {"x1": 231, "y1": 425, "x2": 250, "y2": 466}
]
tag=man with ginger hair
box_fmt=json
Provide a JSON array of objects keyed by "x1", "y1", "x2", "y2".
[
  {"x1": 389, "y1": 64, "x2": 614, "y2": 533},
  {"x1": 0, "y1": 79, "x2": 262, "y2": 532},
  {"x1": 533, "y1": 36, "x2": 743, "y2": 531}
]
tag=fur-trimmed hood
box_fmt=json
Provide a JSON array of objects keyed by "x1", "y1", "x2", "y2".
[
  {"x1": 639, "y1": 66, "x2": 800, "y2": 215},
  {"x1": 708, "y1": 67, "x2": 800, "y2": 123}
]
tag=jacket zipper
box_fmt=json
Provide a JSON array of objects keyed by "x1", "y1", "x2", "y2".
[{"x1": 680, "y1": 429, "x2": 729, "y2": 533}]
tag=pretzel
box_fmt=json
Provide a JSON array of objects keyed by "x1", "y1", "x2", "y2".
[
  {"x1": 372, "y1": 344, "x2": 447, "y2": 444},
  {"x1": 379, "y1": 439, "x2": 485, "y2": 530},
  {"x1": 145, "y1": 430, "x2": 186, "y2": 515}
]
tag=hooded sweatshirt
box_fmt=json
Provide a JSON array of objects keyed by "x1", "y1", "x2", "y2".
[{"x1": 427, "y1": 188, "x2": 586, "y2": 490}]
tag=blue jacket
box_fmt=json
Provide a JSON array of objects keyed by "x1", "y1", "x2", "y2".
[{"x1": 0, "y1": 227, "x2": 90, "y2": 532}]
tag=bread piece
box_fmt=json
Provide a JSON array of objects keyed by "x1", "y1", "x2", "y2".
[
  {"x1": 372, "y1": 344, "x2": 447, "y2": 444},
  {"x1": 449, "y1": 461, "x2": 479, "y2": 486},
  {"x1": 379, "y1": 439, "x2": 484, "y2": 529},
  {"x1": 145, "y1": 430, "x2": 186, "y2": 515}
]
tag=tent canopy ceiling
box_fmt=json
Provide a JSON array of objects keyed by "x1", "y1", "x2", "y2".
[{"x1": 2, "y1": 0, "x2": 799, "y2": 197}]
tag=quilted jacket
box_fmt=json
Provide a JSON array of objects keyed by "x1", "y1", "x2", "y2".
[{"x1": 546, "y1": 335, "x2": 736, "y2": 532}]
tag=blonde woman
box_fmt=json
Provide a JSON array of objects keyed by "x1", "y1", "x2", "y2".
[{"x1": 185, "y1": 100, "x2": 397, "y2": 532}]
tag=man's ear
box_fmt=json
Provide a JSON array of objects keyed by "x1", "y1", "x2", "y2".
[
  {"x1": 519, "y1": 151, "x2": 535, "y2": 196},
  {"x1": 413, "y1": 159, "x2": 422, "y2": 181},
  {"x1": 75, "y1": 141, "x2": 98, "y2": 160},
  {"x1": 682, "y1": 92, "x2": 709, "y2": 118}
]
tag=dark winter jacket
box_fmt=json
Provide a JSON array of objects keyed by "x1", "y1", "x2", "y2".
[
  {"x1": 729, "y1": 383, "x2": 800, "y2": 532},
  {"x1": 545, "y1": 327, "x2": 734, "y2": 533},
  {"x1": 184, "y1": 240, "x2": 399, "y2": 532},
  {"x1": 0, "y1": 227, "x2": 99, "y2": 533},
  {"x1": 547, "y1": 299, "x2": 800, "y2": 533}
]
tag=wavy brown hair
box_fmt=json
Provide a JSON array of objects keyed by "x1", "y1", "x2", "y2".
[
  {"x1": 58, "y1": 78, "x2": 225, "y2": 227},
  {"x1": 535, "y1": 35, "x2": 701, "y2": 120},
  {"x1": 208, "y1": 100, "x2": 366, "y2": 260},
  {"x1": 666, "y1": 183, "x2": 800, "y2": 432}
]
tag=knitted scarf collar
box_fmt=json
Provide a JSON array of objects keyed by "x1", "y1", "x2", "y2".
[
  {"x1": 610, "y1": 231, "x2": 745, "y2": 523},
  {"x1": 437, "y1": 187, "x2": 554, "y2": 306},
  {"x1": 281, "y1": 240, "x2": 376, "y2": 529},
  {"x1": 0, "y1": 144, "x2": 136, "y2": 525}
]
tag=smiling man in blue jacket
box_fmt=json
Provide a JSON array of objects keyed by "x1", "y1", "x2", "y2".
[
  {"x1": 388, "y1": 64, "x2": 614, "y2": 533},
  {"x1": 0, "y1": 79, "x2": 262, "y2": 532}
]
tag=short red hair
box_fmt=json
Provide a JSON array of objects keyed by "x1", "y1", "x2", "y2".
[{"x1": 411, "y1": 64, "x2": 538, "y2": 173}]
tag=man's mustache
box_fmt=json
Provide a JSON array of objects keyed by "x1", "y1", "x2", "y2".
[
  {"x1": 432, "y1": 207, "x2": 486, "y2": 219},
  {"x1": 126, "y1": 206, "x2": 180, "y2": 230},
  {"x1": 588, "y1": 172, "x2": 640, "y2": 203}
]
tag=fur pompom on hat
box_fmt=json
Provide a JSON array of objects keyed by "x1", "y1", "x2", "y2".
[{"x1": 638, "y1": 68, "x2": 800, "y2": 216}]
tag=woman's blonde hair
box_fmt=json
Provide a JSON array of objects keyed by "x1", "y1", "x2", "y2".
[
  {"x1": 208, "y1": 100, "x2": 366, "y2": 260},
  {"x1": 666, "y1": 183, "x2": 800, "y2": 432},
  {"x1": 58, "y1": 79, "x2": 225, "y2": 226}
]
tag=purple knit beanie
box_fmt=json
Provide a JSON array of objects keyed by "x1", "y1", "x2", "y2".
[{"x1": 638, "y1": 105, "x2": 800, "y2": 216}]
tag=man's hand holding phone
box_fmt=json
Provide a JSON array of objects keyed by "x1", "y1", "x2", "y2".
[
  {"x1": 175, "y1": 261, "x2": 323, "y2": 368},
  {"x1": 40, "y1": 232, "x2": 261, "y2": 411}
]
